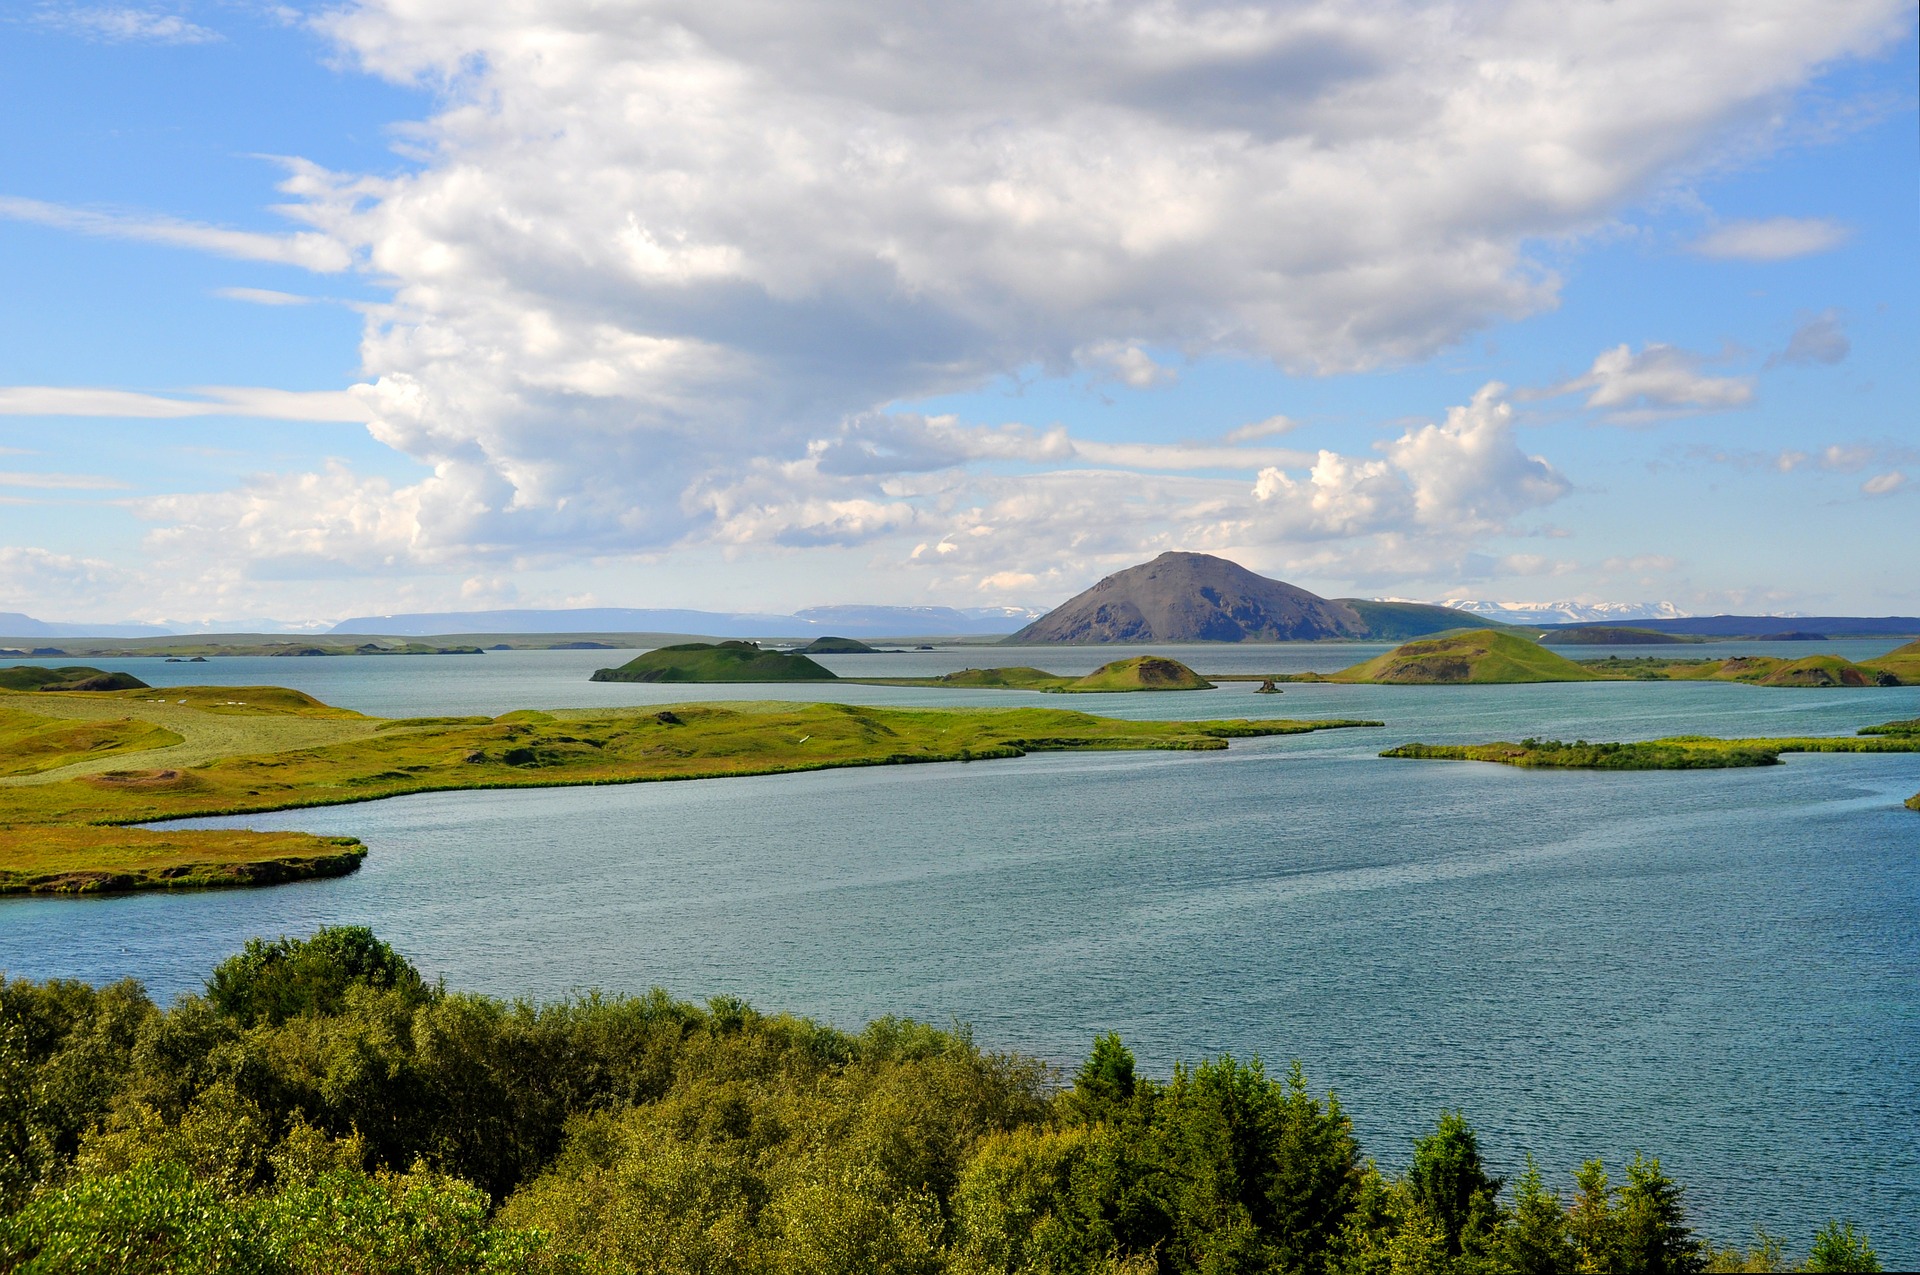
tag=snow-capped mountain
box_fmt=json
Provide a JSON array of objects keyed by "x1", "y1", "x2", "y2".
[{"x1": 1434, "y1": 599, "x2": 1695, "y2": 626}]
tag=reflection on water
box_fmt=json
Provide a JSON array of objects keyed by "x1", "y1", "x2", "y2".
[{"x1": 1, "y1": 653, "x2": 1916, "y2": 1258}]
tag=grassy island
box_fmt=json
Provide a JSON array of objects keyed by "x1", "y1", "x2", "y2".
[
  {"x1": 0, "y1": 927, "x2": 1886, "y2": 1274},
  {"x1": 1538, "y1": 625, "x2": 1705, "y2": 645},
  {"x1": 591, "y1": 641, "x2": 836, "y2": 682},
  {"x1": 1281, "y1": 630, "x2": 1602, "y2": 684},
  {"x1": 853, "y1": 655, "x2": 1215, "y2": 693},
  {"x1": 0, "y1": 665, "x2": 150, "y2": 692},
  {"x1": 794, "y1": 635, "x2": 879, "y2": 654},
  {"x1": 1381, "y1": 718, "x2": 1920, "y2": 774},
  {"x1": 0, "y1": 682, "x2": 1376, "y2": 893}
]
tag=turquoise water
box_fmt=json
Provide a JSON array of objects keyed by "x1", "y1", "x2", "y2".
[{"x1": 1, "y1": 648, "x2": 1916, "y2": 1258}]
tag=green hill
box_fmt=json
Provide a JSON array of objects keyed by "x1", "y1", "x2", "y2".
[
  {"x1": 1863, "y1": 638, "x2": 1920, "y2": 683},
  {"x1": 1329, "y1": 630, "x2": 1601, "y2": 684},
  {"x1": 589, "y1": 642, "x2": 836, "y2": 683},
  {"x1": 1068, "y1": 656, "x2": 1213, "y2": 691},
  {"x1": 795, "y1": 636, "x2": 879, "y2": 654},
  {"x1": 0, "y1": 665, "x2": 149, "y2": 692}
]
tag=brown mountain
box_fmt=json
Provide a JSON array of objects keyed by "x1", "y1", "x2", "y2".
[{"x1": 1009, "y1": 552, "x2": 1373, "y2": 643}]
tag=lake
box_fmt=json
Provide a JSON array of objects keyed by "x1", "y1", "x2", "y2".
[{"x1": 2, "y1": 645, "x2": 1916, "y2": 1259}]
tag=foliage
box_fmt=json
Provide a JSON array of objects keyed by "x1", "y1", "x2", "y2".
[{"x1": 0, "y1": 930, "x2": 1890, "y2": 1273}]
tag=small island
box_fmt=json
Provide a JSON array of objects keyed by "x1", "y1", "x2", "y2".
[
  {"x1": 0, "y1": 665, "x2": 151, "y2": 692},
  {"x1": 852, "y1": 655, "x2": 1215, "y2": 693},
  {"x1": 793, "y1": 635, "x2": 879, "y2": 654},
  {"x1": 591, "y1": 641, "x2": 837, "y2": 682}
]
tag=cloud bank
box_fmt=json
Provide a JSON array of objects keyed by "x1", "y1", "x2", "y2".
[{"x1": 19, "y1": 0, "x2": 1915, "y2": 607}]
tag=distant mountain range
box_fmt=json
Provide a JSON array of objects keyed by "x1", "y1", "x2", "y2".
[
  {"x1": 0, "y1": 612, "x2": 172, "y2": 638},
  {"x1": 328, "y1": 604, "x2": 1045, "y2": 639},
  {"x1": 1430, "y1": 599, "x2": 1693, "y2": 626}
]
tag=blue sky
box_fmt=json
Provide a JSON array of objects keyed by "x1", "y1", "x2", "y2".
[{"x1": 0, "y1": 1, "x2": 1914, "y2": 626}]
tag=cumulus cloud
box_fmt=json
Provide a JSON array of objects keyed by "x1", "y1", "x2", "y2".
[
  {"x1": 0, "y1": 547, "x2": 135, "y2": 612},
  {"x1": 1692, "y1": 216, "x2": 1852, "y2": 261},
  {"x1": 1553, "y1": 343, "x2": 1754, "y2": 421},
  {"x1": 1767, "y1": 309, "x2": 1850, "y2": 367},
  {"x1": 72, "y1": 0, "x2": 1907, "y2": 594}
]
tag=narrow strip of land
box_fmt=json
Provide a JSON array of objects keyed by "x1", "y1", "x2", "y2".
[
  {"x1": 1379, "y1": 718, "x2": 1920, "y2": 774},
  {"x1": 0, "y1": 686, "x2": 1380, "y2": 894}
]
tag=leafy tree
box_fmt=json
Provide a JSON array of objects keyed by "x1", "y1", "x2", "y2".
[
  {"x1": 1805, "y1": 1221, "x2": 1880, "y2": 1273},
  {"x1": 1071, "y1": 1033, "x2": 1138, "y2": 1122},
  {"x1": 206, "y1": 926, "x2": 430, "y2": 1026}
]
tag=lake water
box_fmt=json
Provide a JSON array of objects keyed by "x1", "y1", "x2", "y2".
[{"x1": 2, "y1": 645, "x2": 1916, "y2": 1259}]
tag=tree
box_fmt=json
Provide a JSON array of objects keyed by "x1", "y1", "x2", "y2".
[
  {"x1": 1496, "y1": 1155, "x2": 1574, "y2": 1275},
  {"x1": 206, "y1": 926, "x2": 430, "y2": 1026},
  {"x1": 1805, "y1": 1221, "x2": 1879, "y2": 1273},
  {"x1": 1613, "y1": 1155, "x2": 1705, "y2": 1275},
  {"x1": 1406, "y1": 1112, "x2": 1502, "y2": 1258}
]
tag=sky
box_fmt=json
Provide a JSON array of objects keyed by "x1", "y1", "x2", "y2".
[{"x1": 0, "y1": 0, "x2": 1914, "y2": 627}]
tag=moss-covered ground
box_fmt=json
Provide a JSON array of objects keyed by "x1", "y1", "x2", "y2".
[
  {"x1": 0, "y1": 685, "x2": 1378, "y2": 894},
  {"x1": 0, "y1": 827, "x2": 365, "y2": 894}
]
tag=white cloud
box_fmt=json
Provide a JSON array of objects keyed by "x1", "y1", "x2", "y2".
[
  {"x1": 1862, "y1": 471, "x2": 1906, "y2": 496},
  {"x1": 1077, "y1": 342, "x2": 1178, "y2": 389},
  {"x1": 214, "y1": 287, "x2": 316, "y2": 306},
  {"x1": 0, "y1": 196, "x2": 351, "y2": 272},
  {"x1": 1223, "y1": 416, "x2": 1298, "y2": 444},
  {"x1": 1692, "y1": 216, "x2": 1852, "y2": 261},
  {"x1": 0, "y1": 385, "x2": 373, "y2": 421},
  {"x1": 0, "y1": 471, "x2": 128, "y2": 490},
  {"x1": 35, "y1": 6, "x2": 220, "y2": 44},
  {"x1": 1554, "y1": 343, "x2": 1754, "y2": 420},
  {"x1": 0, "y1": 547, "x2": 135, "y2": 612},
  {"x1": 53, "y1": 0, "x2": 1901, "y2": 598},
  {"x1": 1767, "y1": 309, "x2": 1850, "y2": 367}
]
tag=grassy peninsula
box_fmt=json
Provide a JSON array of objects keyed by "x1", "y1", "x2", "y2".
[
  {"x1": 853, "y1": 655, "x2": 1215, "y2": 692},
  {"x1": 1381, "y1": 718, "x2": 1920, "y2": 773},
  {"x1": 0, "y1": 681, "x2": 1376, "y2": 893},
  {"x1": 1277, "y1": 632, "x2": 1920, "y2": 687},
  {"x1": 591, "y1": 640, "x2": 836, "y2": 682},
  {"x1": 0, "y1": 927, "x2": 1885, "y2": 1274}
]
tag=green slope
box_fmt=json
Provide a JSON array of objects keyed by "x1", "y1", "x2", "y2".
[
  {"x1": 1328, "y1": 630, "x2": 1600, "y2": 684},
  {"x1": 0, "y1": 665, "x2": 149, "y2": 692},
  {"x1": 590, "y1": 642, "x2": 837, "y2": 683},
  {"x1": 1863, "y1": 638, "x2": 1920, "y2": 683},
  {"x1": 1335, "y1": 599, "x2": 1503, "y2": 640}
]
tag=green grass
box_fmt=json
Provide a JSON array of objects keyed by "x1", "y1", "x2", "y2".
[
  {"x1": 853, "y1": 656, "x2": 1214, "y2": 692},
  {"x1": 1317, "y1": 630, "x2": 1602, "y2": 684},
  {"x1": 0, "y1": 826, "x2": 365, "y2": 894},
  {"x1": 0, "y1": 707, "x2": 182, "y2": 777},
  {"x1": 0, "y1": 685, "x2": 1380, "y2": 892},
  {"x1": 1573, "y1": 643, "x2": 1917, "y2": 687},
  {"x1": 590, "y1": 641, "x2": 837, "y2": 683}
]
